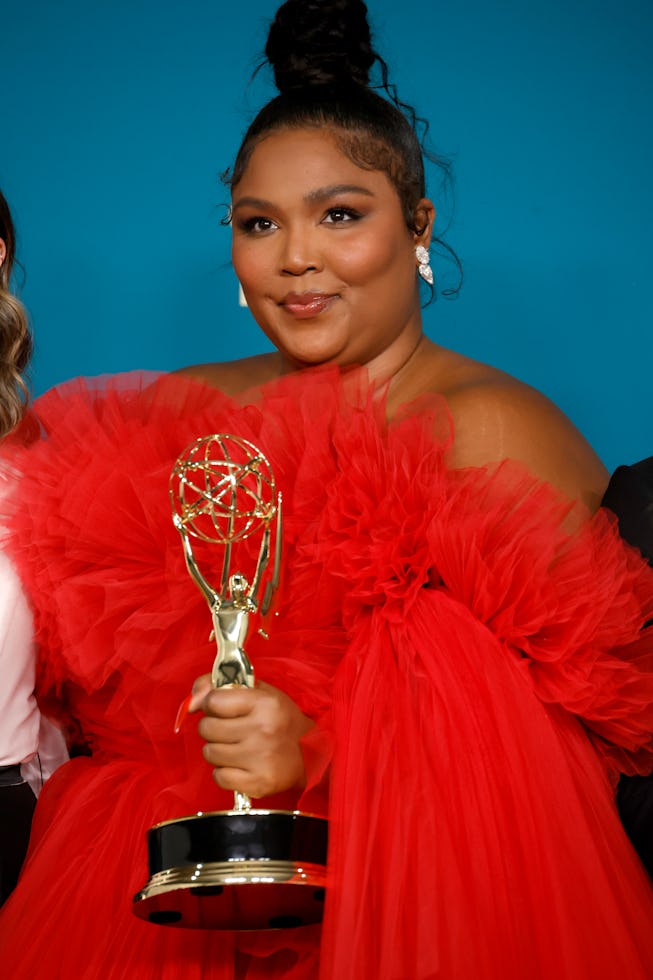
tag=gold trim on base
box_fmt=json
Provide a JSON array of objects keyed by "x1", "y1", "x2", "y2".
[
  {"x1": 149, "y1": 807, "x2": 324, "y2": 830},
  {"x1": 133, "y1": 860, "x2": 327, "y2": 930}
]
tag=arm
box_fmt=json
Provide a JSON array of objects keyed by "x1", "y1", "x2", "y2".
[
  {"x1": 448, "y1": 385, "x2": 653, "y2": 870},
  {"x1": 0, "y1": 552, "x2": 38, "y2": 905},
  {"x1": 0, "y1": 552, "x2": 68, "y2": 905},
  {"x1": 445, "y1": 379, "x2": 609, "y2": 511},
  {"x1": 0, "y1": 552, "x2": 41, "y2": 771}
]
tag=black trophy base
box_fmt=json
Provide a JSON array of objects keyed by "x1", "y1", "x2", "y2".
[{"x1": 132, "y1": 809, "x2": 328, "y2": 930}]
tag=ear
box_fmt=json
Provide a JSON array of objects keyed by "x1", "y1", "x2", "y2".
[
  {"x1": 0, "y1": 238, "x2": 6, "y2": 269},
  {"x1": 412, "y1": 198, "x2": 436, "y2": 248}
]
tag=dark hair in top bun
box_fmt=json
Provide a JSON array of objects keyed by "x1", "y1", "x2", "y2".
[
  {"x1": 228, "y1": 0, "x2": 461, "y2": 296},
  {"x1": 265, "y1": 0, "x2": 375, "y2": 91}
]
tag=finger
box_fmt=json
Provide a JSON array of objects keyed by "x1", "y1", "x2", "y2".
[
  {"x1": 211, "y1": 766, "x2": 262, "y2": 797},
  {"x1": 197, "y1": 715, "x2": 253, "y2": 745},
  {"x1": 202, "y1": 741, "x2": 253, "y2": 770},
  {"x1": 187, "y1": 674, "x2": 213, "y2": 714},
  {"x1": 202, "y1": 687, "x2": 257, "y2": 719}
]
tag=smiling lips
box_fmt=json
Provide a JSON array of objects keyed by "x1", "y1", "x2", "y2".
[{"x1": 280, "y1": 292, "x2": 338, "y2": 319}]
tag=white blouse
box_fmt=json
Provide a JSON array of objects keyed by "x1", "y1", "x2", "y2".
[{"x1": 0, "y1": 551, "x2": 67, "y2": 795}]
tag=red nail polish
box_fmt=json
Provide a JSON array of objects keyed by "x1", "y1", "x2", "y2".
[{"x1": 174, "y1": 693, "x2": 192, "y2": 734}]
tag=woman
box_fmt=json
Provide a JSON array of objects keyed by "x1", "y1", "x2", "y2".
[
  {"x1": 1, "y1": 2, "x2": 653, "y2": 977},
  {"x1": 0, "y1": 190, "x2": 66, "y2": 907}
]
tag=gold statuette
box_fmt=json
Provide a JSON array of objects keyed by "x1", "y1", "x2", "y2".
[{"x1": 133, "y1": 434, "x2": 328, "y2": 930}]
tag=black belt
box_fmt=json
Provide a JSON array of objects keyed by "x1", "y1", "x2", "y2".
[{"x1": 0, "y1": 764, "x2": 24, "y2": 787}]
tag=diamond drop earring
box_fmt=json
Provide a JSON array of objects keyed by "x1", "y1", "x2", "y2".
[{"x1": 415, "y1": 245, "x2": 433, "y2": 286}]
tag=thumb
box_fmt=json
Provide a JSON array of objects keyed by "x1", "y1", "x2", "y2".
[{"x1": 189, "y1": 673, "x2": 213, "y2": 712}]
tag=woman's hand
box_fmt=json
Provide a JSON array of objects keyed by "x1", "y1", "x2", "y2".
[{"x1": 188, "y1": 676, "x2": 314, "y2": 798}]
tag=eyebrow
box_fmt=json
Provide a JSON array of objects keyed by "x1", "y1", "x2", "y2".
[
  {"x1": 306, "y1": 184, "x2": 375, "y2": 204},
  {"x1": 232, "y1": 184, "x2": 375, "y2": 212}
]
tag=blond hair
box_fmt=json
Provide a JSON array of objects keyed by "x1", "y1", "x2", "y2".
[{"x1": 0, "y1": 191, "x2": 33, "y2": 438}]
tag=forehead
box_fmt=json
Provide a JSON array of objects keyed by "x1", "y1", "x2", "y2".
[{"x1": 233, "y1": 127, "x2": 400, "y2": 202}]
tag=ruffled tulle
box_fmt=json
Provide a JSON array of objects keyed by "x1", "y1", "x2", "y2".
[{"x1": 1, "y1": 367, "x2": 653, "y2": 979}]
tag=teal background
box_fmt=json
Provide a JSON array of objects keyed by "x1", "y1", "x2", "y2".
[{"x1": 2, "y1": 0, "x2": 652, "y2": 470}]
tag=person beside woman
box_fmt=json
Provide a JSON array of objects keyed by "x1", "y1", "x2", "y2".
[
  {"x1": 0, "y1": 189, "x2": 67, "y2": 907},
  {"x1": 0, "y1": 1, "x2": 652, "y2": 976},
  {"x1": 603, "y1": 455, "x2": 653, "y2": 877}
]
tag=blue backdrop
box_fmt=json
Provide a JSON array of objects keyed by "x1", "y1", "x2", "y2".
[{"x1": 2, "y1": 0, "x2": 652, "y2": 469}]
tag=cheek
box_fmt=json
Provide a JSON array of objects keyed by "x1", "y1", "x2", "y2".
[
  {"x1": 332, "y1": 234, "x2": 411, "y2": 289},
  {"x1": 231, "y1": 243, "x2": 277, "y2": 332},
  {"x1": 232, "y1": 241, "x2": 268, "y2": 291}
]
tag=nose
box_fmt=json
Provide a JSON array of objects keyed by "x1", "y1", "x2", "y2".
[{"x1": 279, "y1": 224, "x2": 321, "y2": 277}]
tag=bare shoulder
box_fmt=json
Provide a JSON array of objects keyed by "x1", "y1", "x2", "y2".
[
  {"x1": 175, "y1": 353, "x2": 283, "y2": 397},
  {"x1": 418, "y1": 345, "x2": 609, "y2": 512}
]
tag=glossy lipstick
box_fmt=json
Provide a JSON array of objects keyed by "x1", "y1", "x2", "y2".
[{"x1": 280, "y1": 292, "x2": 338, "y2": 319}]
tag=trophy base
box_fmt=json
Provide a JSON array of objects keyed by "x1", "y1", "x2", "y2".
[
  {"x1": 133, "y1": 859, "x2": 326, "y2": 930},
  {"x1": 132, "y1": 809, "x2": 328, "y2": 930}
]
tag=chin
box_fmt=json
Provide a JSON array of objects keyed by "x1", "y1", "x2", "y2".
[
  {"x1": 286, "y1": 352, "x2": 340, "y2": 370},
  {"x1": 278, "y1": 338, "x2": 350, "y2": 369}
]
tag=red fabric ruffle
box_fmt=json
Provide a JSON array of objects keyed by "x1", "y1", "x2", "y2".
[{"x1": 1, "y1": 367, "x2": 652, "y2": 979}]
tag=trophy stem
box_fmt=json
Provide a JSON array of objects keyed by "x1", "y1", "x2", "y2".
[{"x1": 234, "y1": 791, "x2": 251, "y2": 812}]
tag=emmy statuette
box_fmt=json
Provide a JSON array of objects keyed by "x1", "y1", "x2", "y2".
[{"x1": 133, "y1": 435, "x2": 328, "y2": 930}]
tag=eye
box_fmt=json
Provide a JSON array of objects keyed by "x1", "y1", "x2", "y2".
[
  {"x1": 239, "y1": 216, "x2": 278, "y2": 234},
  {"x1": 323, "y1": 207, "x2": 361, "y2": 224}
]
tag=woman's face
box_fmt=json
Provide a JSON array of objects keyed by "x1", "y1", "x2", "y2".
[{"x1": 231, "y1": 128, "x2": 433, "y2": 378}]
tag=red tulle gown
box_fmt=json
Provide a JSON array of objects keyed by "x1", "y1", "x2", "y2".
[{"x1": 1, "y1": 367, "x2": 653, "y2": 979}]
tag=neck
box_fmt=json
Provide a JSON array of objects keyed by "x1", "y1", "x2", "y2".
[
  {"x1": 274, "y1": 325, "x2": 429, "y2": 381},
  {"x1": 371, "y1": 332, "x2": 429, "y2": 388}
]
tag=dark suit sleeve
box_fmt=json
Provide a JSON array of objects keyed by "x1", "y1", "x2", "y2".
[{"x1": 602, "y1": 456, "x2": 653, "y2": 878}]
